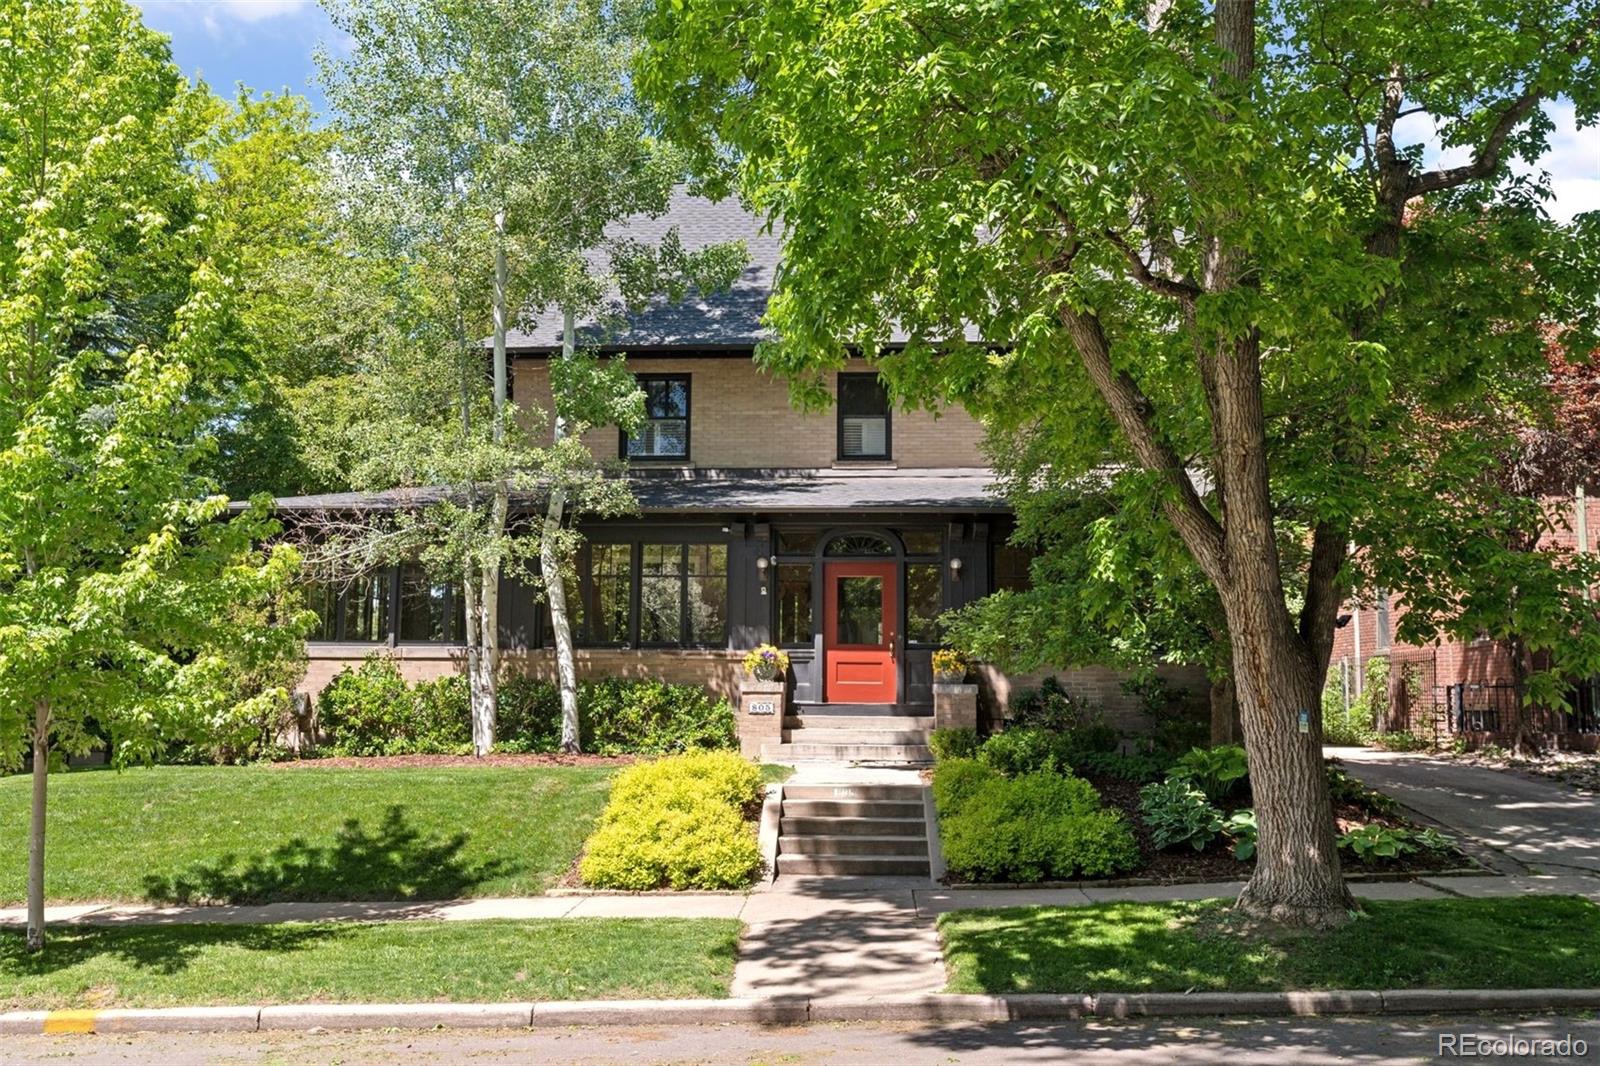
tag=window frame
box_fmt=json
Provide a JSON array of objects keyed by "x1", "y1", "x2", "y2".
[
  {"x1": 305, "y1": 565, "x2": 465, "y2": 647},
  {"x1": 620, "y1": 373, "x2": 692, "y2": 462},
  {"x1": 570, "y1": 536, "x2": 730, "y2": 649},
  {"x1": 836, "y1": 373, "x2": 891, "y2": 461}
]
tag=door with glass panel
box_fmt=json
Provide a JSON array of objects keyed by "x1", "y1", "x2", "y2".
[{"x1": 822, "y1": 561, "x2": 898, "y2": 704}]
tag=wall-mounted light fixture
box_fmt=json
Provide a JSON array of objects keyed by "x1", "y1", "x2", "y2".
[
  {"x1": 948, "y1": 557, "x2": 964, "y2": 576},
  {"x1": 755, "y1": 556, "x2": 770, "y2": 574}
]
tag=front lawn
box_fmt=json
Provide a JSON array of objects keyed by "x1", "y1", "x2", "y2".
[
  {"x1": 940, "y1": 896, "x2": 1600, "y2": 993},
  {"x1": 0, "y1": 918, "x2": 739, "y2": 1009},
  {"x1": 0, "y1": 764, "x2": 616, "y2": 904}
]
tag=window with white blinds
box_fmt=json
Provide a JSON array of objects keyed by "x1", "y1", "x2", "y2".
[
  {"x1": 623, "y1": 375, "x2": 690, "y2": 459},
  {"x1": 837, "y1": 374, "x2": 890, "y2": 459}
]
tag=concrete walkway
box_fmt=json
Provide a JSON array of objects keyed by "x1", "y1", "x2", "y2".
[{"x1": 1332, "y1": 746, "x2": 1600, "y2": 875}]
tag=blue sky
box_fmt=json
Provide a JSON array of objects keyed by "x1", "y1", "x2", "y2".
[{"x1": 137, "y1": 0, "x2": 1595, "y2": 221}]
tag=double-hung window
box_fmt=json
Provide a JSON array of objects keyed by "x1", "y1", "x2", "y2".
[
  {"x1": 838, "y1": 374, "x2": 890, "y2": 460},
  {"x1": 623, "y1": 375, "x2": 690, "y2": 460}
]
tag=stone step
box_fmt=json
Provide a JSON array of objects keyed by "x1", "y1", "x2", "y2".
[
  {"x1": 783, "y1": 715, "x2": 934, "y2": 732},
  {"x1": 782, "y1": 728, "x2": 933, "y2": 745},
  {"x1": 775, "y1": 854, "x2": 932, "y2": 877},
  {"x1": 780, "y1": 815, "x2": 926, "y2": 837},
  {"x1": 779, "y1": 834, "x2": 929, "y2": 857},
  {"x1": 772, "y1": 742, "x2": 933, "y2": 762},
  {"x1": 783, "y1": 784, "x2": 927, "y2": 802},
  {"x1": 779, "y1": 799, "x2": 924, "y2": 819}
]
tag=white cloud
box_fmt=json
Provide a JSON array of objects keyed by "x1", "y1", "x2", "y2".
[
  {"x1": 137, "y1": 1, "x2": 311, "y2": 40},
  {"x1": 1390, "y1": 99, "x2": 1598, "y2": 223}
]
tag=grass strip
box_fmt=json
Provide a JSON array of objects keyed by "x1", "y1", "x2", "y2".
[
  {"x1": 0, "y1": 918, "x2": 740, "y2": 1010},
  {"x1": 939, "y1": 896, "x2": 1600, "y2": 994}
]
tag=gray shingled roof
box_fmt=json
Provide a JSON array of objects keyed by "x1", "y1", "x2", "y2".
[
  {"x1": 508, "y1": 188, "x2": 781, "y2": 351},
  {"x1": 506, "y1": 187, "x2": 984, "y2": 351},
  {"x1": 259, "y1": 468, "x2": 1005, "y2": 515}
]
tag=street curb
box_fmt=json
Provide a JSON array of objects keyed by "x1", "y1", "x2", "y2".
[{"x1": 7, "y1": 989, "x2": 1600, "y2": 1034}]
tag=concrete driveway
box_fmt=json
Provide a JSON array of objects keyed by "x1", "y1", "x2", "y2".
[{"x1": 1331, "y1": 747, "x2": 1600, "y2": 875}]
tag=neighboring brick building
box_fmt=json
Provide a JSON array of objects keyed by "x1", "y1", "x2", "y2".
[
  {"x1": 279, "y1": 189, "x2": 1206, "y2": 727},
  {"x1": 1329, "y1": 492, "x2": 1600, "y2": 747}
]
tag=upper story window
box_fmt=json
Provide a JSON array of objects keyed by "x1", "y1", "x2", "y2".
[
  {"x1": 623, "y1": 374, "x2": 690, "y2": 460},
  {"x1": 838, "y1": 374, "x2": 890, "y2": 460}
]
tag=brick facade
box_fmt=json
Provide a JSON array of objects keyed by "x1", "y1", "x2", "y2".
[
  {"x1": 513, "y1": 357, "x2": 988, "y2": 470},
  {"x1": 1328, "y1": 491, "x2": 1599, "y2": 742}
]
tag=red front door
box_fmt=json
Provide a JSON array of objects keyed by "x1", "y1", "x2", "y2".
[{"x1": 823, "y1": 561, "x2": 898, "y2": 704}]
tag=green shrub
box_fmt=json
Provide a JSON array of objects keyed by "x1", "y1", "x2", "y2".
[
  {"x1": 941, "y1": 771, "x2": 1138, "y2": 882},
  {"x1": 1374, "y1": 730, "x2": 1430, "y2": 752},
  {"x1": 932, "y1": 758, "x2": 999, "y2": 815},
  {"x1": 929, "y1": 727, "x2": 980, "y2": 762},
  {"x1": 317, "y1": 656, "x2": 465, "y2": 757},
  {"x1": 1223, "y1": 809, "x2": 1257, "y2": 860},
  {"x1": 1072, "y1": 749, "x2": 1171, "y2": 784},
  {"x1": 580, "y1": 752, "x2": 764, "y2": 890},
  {"x1": 316, "y1": 658, "x2": 735, "y2": 757},
  {"x1": 1321, "y1": 679, "x2": 1376, "y2": 745},
  {"x1": 1170, "y1": 744, "x2": 1249, "y2": 804},
  {"x1": 1138, "y1": 778, "x2": 1224, "y2": 851},
  {"x1": 1008, "y1": 677, "x2": 1120, "y2": 757},
  {"x1": 1325, "y1": 760, "x2": 1398, "y2": 815},
  {"x1": 978, "y1": 727, "x2": 1071, "y2": 776}
]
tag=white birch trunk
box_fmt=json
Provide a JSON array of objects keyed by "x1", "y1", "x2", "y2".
[
  {"x1": 543, "y1": 306, "x2": 583, "y2": 752},
  {"x1": 26, "y1": 699, "x2": 49, "y2": 952}
]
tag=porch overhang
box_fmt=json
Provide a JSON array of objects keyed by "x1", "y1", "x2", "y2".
[{"x1": 249, "y1": 467, "x2": 1008, "y2": 517}]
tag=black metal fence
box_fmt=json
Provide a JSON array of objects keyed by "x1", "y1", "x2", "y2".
[{"x1": 1396, "y1": 680, "x2": 1600, "y2": 736}]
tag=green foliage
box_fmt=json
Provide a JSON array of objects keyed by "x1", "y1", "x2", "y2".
[
  {"x1": 1337, "y1": 825, "x2": 1415, "y2": 864},
  {"x1": 1320, "y1": 678, "x2": 1376, "y2": 746},
  {"x1": 1223, "y1": 809, "x2": 1258, "y2": 861},
  {"x1": 1138, "y1": 779, "x2": 1225, "y2": 853},
  {"x1": 0, "y1": 0, "x2": 311, "y2": 776},
  {"x1": 1375, "y1": 731, "x2": 1431, "y2": 753},
  {"x1": 940, "y1": 771, "x2": 1138, "y2": 883},
  {"x1": 929, "y1": 728, "x2": 980, "y2": 763},
  {"x1": 315, "y1": 657, "x2": 736, "y2": 757},
  {"x1": 978, "y1": 728, "x2": 1072, "y2": 777},
  {"x1": 1325, "y1": 760, "x2": 1398, "y2": 816},
  {"x1": 931, "y1": 758, "x2": 999, "y2": 816},
  {"x1": 1169, "y1": 745, "x2": 1250, "y2": 804},
  {"x1": 1068, "y1": 750, "x2": 1171, "y2": 785},
  {"x1": 1008, "y1": 678, "x2": 1114, "y2": 745},
  {"x1": 580, "y1": 753, "x2": 763, "y2": 890}
]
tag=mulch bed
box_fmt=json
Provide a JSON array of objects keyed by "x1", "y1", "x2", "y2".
[{"x1": 270, "y1": 753, "x2": 637, "y2": 770}]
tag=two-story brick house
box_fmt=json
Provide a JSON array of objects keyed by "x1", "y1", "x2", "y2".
[{"x1": 279, "y1": 190, "x2": 1203, "y2": 741}]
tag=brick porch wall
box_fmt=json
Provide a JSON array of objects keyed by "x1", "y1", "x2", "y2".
[
  {"x1": 298, "y1": 645, "x2": 1203, "y2": 729},
  {"x1": 513, "y1": 357, "x2": 987, "y2": 469}
]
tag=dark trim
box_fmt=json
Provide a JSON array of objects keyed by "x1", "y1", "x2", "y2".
[
  {"x1": 513, "y1": 344, "x2": 760, "y2": 359},
  {"x1": 620, "y1": 373, "x2": 691, "y2": 461}
]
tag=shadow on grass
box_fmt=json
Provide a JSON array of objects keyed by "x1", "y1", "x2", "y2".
[
  {"x1": 140, "y1": 805, "x2": 510, "y2": 905},
  {"x1": 0, "y1": 922, "x2": 350, "y2": 978}
]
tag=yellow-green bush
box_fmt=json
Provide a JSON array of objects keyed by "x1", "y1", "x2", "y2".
[{"x1": 580, "y1": 751, "x2": 764, "y2": 890}]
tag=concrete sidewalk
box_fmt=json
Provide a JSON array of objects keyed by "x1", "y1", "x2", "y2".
[{"x1": 1332, "y1": 746, "x2": 1600, "y2": 874}]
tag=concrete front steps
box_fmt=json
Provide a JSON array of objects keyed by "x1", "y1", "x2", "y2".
[
  {"x1": 763, "y1": 714, "x2": 934, "y2": 765},
  {"x1": 775, "y1": 783, "x2": 931, "y2": 878}
]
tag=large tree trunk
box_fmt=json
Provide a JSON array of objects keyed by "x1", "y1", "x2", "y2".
[
  {"x1": 26, "y1": 699, "x2": 49, "y2": 953},
  {"x1": 1227, "y1": 607, "x2": 1354, "y2": 927}
]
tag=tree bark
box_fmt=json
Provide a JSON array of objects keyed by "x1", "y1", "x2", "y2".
[
  {"x1": 542, "y1": 306, "x2": 583, "y2": 753},
  {"x1": 1209, "y1": 674, "x2": 1237, "y2": 745},
  {"x1": 26, "y1": 699, "x2": 49, "y2": 953}
]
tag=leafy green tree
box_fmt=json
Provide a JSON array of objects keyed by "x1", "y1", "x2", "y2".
[
  {"x1": 641, "y1": 0, "x2": 1600, "y2": 925},
  {"x1": 315, "y1": 0, "x2": 744, "y2": 753},
  {"x1": 0, "y1": 0, "x2": 309, "y2": 952}
]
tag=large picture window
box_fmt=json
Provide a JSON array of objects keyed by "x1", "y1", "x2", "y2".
[
  {"x1": 398, "y1": 563, "x2": 464, "y2": 643},
  {"x1": 838, "y1": 374, "x2": 890, "y2": 460},
  {"x1": 623, "y1": 375, "x2": 690, "y2": 460},
  {"x1": 574, "y1": 539, "x2": 728, "y2": 648},
  {"x1": 301, "y1": 566, "x2": 452, "y2": 644}
]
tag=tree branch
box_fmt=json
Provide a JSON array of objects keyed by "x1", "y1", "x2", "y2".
[
  {"x1": 1060, "y1": 307, "x2": 1227, "y2": 584},
  {"x1": 1299, "y1": 519, "x2": 1349, "y2": 680},
  {"x1": 1105, "y1": 228, "x2": 1202, "y2": 302},
  {"x1": 1410, "y1": 86, "x2": 1544, "y2": 197}
]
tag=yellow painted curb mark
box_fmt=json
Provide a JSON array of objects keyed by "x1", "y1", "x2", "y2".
[{"x1": 43, "y1": 1009, "x2": 98, "y2": 1034}]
